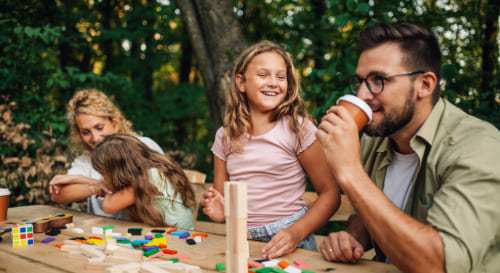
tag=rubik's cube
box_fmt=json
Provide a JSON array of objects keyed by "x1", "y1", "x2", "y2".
[{"x1": 12, "y1": 223, "x2": 34, "y2": 247}]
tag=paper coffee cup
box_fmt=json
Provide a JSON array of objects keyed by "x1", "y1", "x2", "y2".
[
  {"x1": 336, "y1": 95, "x2": 372, "y2": 131},
  {"x1": 0, "y1": 188, "x2": 10, "y2": 221}
]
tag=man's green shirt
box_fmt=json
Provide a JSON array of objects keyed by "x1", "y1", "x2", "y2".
[{"x1": 360, "y1": 98, "x2": 500, "y2": 273}]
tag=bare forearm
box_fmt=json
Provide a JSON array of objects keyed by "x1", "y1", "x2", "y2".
[
  {"x1": 340, "y1": 169, "x2": 444, "y2": 272},
  {"x1": 51, "y1": 183, "x2": 96, "y2": 204},
  {"x1": 102, "y1": 187, "x2": 135, "y2": 214},
  {"x1": 290, "y1": 188, "x2": 340, "y2": 241}
]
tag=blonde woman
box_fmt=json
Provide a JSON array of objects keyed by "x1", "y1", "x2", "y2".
[{"x1": 50, "y1": 89, "x2": 163, "y2": 220}]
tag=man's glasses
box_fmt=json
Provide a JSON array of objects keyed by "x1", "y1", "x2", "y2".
[{"x1": 349, "y1": 71, "x2": 425, "y2": 95}]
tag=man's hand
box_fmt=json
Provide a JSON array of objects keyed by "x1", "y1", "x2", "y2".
[{"x1": 320, "y1": 231, "x2": 365, "y2": 263}]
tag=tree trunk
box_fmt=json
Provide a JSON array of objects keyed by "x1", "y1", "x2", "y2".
[
  {"x1": 174, "y1": 0, "x2": 246, "y2": 129},
  {"x1": 480, "y1": 0, "x2": 499, "y2": 105}
]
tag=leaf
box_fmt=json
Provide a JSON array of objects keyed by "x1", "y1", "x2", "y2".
[
  {"x1": 358, "y1": 3, "x2": 370, "y2": 15},
  {"x1": 335, "y1": 13, "x2": 350, "y2": 28},
  {"x1": 346, "y1": 0, "x2": 358, "y2": 12}
]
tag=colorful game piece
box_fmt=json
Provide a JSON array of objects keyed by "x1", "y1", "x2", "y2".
[
  {"x1": 12, "y1": 223, "x2": 34, "y2": 247},
  {"x1": 186, "y1": 239, "x2": 195, "y2": 245},
  {"x1": 216, "y1": 262, "x2": 226, "y2": 271},
  {"x1": 293, "y1": 260, "x2": 308, "y2": 270},
  {"x1": 128, "y1": 228, "x2": 143, "y2": 235},
  {"x1": 166, "y1": 228, "x2": 178, "y2": 234},
  {"x1": 151, "y1": 229, "x2": 165, "y2": 233},
  {"x1": 41, "y1": 237, "x2": 55, "y2": 243},
  {"x1": 169, "y1": 230, "x2": 190, "y2": 237},
  {"x1": 162, "y1": 249, "x2": 178, "y2": 255},
  {"x1": 248, "y1": 261, "x2": 264, "y2": 269},
  {"x1": 169, "y1": 254, "x2": 189, "y2": 260}
]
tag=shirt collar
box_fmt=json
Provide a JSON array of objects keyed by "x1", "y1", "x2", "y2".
[{"x1": 375, "y1": 98, "x2": 446, "y2": 156}]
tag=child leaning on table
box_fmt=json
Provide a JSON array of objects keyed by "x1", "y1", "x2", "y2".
[
  {"x1": 201, "y1": 41, "x2": 341, "y2": 259},
  {"x1": 91, "y1": 134, "x2": 195, "y2": 230}
]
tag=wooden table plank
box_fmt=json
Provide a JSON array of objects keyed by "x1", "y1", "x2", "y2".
[{"x1": 0, "y1": 205, "x2": 401, "y2": 273}]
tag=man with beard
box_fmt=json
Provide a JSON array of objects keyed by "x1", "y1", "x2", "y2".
[{"x1": 316, "y1": 23, "x2": 500, "y2": 273}]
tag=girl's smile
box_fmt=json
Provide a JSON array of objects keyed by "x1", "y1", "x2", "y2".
[{"x1": 236, "y1": 51, "x2": 288, "y2": 115}]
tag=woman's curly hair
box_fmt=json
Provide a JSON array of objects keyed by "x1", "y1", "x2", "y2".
[{"x1": 67, "y1": 89, "x2": 136, "y2": 155}]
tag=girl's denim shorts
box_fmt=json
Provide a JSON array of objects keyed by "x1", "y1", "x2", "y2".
[{"x1": 247, "y1": 206, "x2": 317, "y2": 251}]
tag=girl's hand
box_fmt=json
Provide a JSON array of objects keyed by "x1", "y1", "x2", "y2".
[
  {"x1": 261, "y1": 227, "x2": 301, "y2": 259},
  {"x1": 91, "y1": 181, "x2": 112, "y2": 197},
  {"x1": 49, "y1": 174, "x2": 85, "y2": 195},
  {"x1": 200, "y1": 187, "x2": 226, "y2": 222}
]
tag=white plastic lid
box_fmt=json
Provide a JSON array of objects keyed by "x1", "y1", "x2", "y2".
[
  {"x1": 337, "y1": 95, "x2": 373, "y2": 122},
  {"x1": 0, "y1": 188, "x2": 10, "y2": 196}
]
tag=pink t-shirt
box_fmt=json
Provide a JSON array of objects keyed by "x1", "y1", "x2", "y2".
[{"x1": 211, "y1": 116, "x2": 317, "y2": 228}]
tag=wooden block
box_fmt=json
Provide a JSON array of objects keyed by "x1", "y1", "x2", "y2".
[
  {"x1": 105, "y1": 263, "x2": 141, "y2": 273},
  {"x1": 85, "y1": 261, "x2": 116, "y2": 271},
  {"x1": 142, "y1": 261, "x2": 173, "y2": 267},
  {"x1": 224, "y1": 182, "x2": 247, "y2": 218},
  {"x1": 60, "y1": 244, "x2": 81, "y2": 252},
  {"x1": 92, "y1": 226, "x2": 104, "y2": 234},
  {"x1": 284, "y1": 266, "x2": 302, "y2": 273},
  {"x1": 84, "y1": 218, "x2": 105, "y2": 226},
  {"x1": 139, "y1": 263, "x2": 170, "y2": 273},
  {"x1": 105, "y1": 243, "x2": 120, "y2": 255},
  {"x1": 89, "y1": 256, "x2": 106, "y2": 263},
  {"x1": 153, "y1": 262, "x2": 202, "y2": 273},
  {"x1": 80, "y1": 244, "x2": 106, "y2": 258},
  {"x1": 224, "y1": 182, "x2": 248, "y2": 273},
  {"x1": 109, "y1": 247, "x2": 144, "y2": 263}
]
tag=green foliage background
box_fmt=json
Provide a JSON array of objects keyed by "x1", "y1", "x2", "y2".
[{"x1": 1, "y1": 0, "x2": 499, "y2": 208}]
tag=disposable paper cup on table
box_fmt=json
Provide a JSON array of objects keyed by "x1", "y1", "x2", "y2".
[{"x1": 0, "y1": 188, "x2": 10, "y2": 221}]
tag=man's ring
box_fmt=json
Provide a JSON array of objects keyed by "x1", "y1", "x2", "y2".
[{"x1": 329, "y1": 248, "x2": 333, "y2": 253}]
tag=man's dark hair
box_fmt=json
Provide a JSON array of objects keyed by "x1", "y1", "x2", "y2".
[{"x1": 358, "y1": 23, "x2": 442, "y2": 104}]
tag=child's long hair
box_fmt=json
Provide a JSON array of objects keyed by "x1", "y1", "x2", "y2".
[
  {"x1": 91, "y1": 134, "x2": 195, "y2": 227},
  {"x1": 224, "y1": 40, "x2": 314, "y2": 153},
  {"x1": 67, "y1": 89, "x2": 136, "y2": 155}
]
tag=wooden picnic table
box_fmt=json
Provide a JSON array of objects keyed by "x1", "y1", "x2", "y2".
[{"x1": 0, "y1": 205, "x2": 401, "y2": 273}]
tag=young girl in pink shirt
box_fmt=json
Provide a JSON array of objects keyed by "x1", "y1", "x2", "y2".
[{"x1": 202, "y1": 41, "x2": 340, "y2": 259}]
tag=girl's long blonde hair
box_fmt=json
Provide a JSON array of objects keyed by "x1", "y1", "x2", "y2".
[
  {"x1": 223, "y1": 40, "x2": 314, "y2": 153},
  {"x1": 91, "y1": 134, "x2": 195, "y2": 227},
  {"x1": 67, "y1": 89, "x2": 136, "y2": 155}
]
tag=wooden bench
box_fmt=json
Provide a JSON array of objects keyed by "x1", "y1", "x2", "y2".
[{"x1": 301, "y1": 192, "x2": 353, "y2": 221}]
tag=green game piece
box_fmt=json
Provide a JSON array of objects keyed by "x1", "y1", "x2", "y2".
[
  {"x1": 102, "y1": 225, "x2": 114, "y2": 230},
  {"x1": 143, "y1": 248, "x2": 160, "y2": 257},
  {"x1": 271, "y1": 268, "x2": 287, "y2": 273},
  {"x1": 216, "y1": 263, "x2": 226, "y2": 271},
  {"x1": 155, "y1": 233, "x2": 163, "y2": 238},
  {"x1": 255, "y1": 268, "x2": 274, "y2": 273},
  {"x1": 301, "y1": 270, "x2": 316, "y2": 273},
  {"x1": 170, "y1": 258, "x2": 179, "y2": 263}
]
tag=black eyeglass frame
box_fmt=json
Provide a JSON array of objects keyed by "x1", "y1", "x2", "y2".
[{"x1": 350, "y1": 70, "x2": 425, "y2": 95}]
